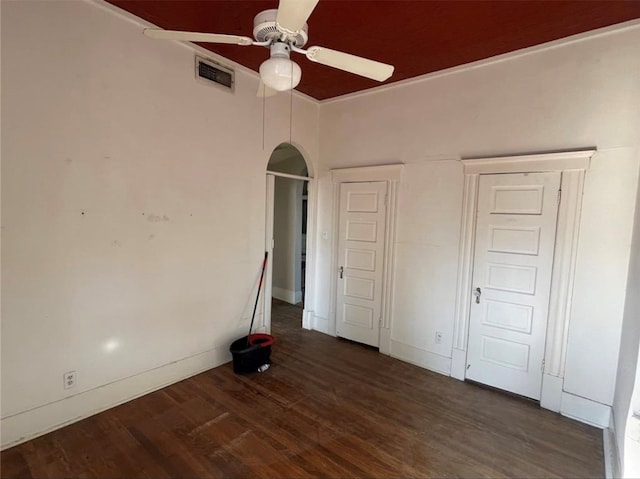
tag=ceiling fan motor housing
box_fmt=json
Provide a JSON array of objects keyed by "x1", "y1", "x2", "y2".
[{"x1": 253, "y1": 9, "x2": 308, "y2": 47}]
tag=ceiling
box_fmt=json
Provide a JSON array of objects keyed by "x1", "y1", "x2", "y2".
[{"x1": 108, "y1": 0, "x2": 640, "y2": 101}]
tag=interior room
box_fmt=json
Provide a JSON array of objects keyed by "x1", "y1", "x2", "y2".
[{"x1": 2, "y1": 1, "x2": 640, "y2": 477}]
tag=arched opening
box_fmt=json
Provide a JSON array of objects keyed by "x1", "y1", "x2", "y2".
[
  {"x1": 264, "y1": 143, "x2": 312, "y2": 334},
  {"x1": 267, "y1": 143, "x2": 309, "y2": 177}
]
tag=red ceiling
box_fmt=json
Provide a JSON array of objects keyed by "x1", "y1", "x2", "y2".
[{"x1": 107, "y1": 0, "x2": 640, "y2": 100}]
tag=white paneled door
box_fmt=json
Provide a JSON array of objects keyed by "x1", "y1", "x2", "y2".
[
  {"x1": 466, "y1": 172, "x2": 561, "y2": 399},
  {"x1": 336, "y1": 182, "x2": 387, "y2": 347}
]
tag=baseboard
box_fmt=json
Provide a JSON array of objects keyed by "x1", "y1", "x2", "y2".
[
  {"x1": 311, "y1": 314, "x2": 330, "y2": 334},
  {"x1": 1, "y1": 346, "x2": 229, "y2": 450},
  {"x1": 379, "y1": 328, "x2": 391, "y2": 355},
  {"x1": 560, "y1": 391, "x2": 611, "y2": 428},
  {"x1": 389, "y1": 340, "x2": 451, "y2": 375},
  {"x1": 603, "y1": 413, "x2": 621, "y2": 479},
  {"x1": 302, "y1": 309, "x2": 313, "y2": 330},
  {"x1": 450, "y1": 348, "x2": 466, "y2": 380},
  {"x1": 540, "y1": 374, "x2": 563, "y2": 412},
  {"x1": 272, "y1": 286, "x2": 300, "y2": 305}
]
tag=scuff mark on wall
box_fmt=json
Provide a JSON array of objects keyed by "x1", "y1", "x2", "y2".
[{"x1": 146, "y1": 214, "x2": 169, "y2": 223}]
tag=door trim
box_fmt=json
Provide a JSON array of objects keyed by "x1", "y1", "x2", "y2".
[
  {"x1": 329, "y1": 164, "x2": 403, "y2": 354},
  {"x1": 452, "y1": 149, "x2": 595, "y2": 411}
]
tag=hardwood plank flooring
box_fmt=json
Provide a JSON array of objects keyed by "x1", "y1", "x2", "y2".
[{"x1": 1, "y1": 300, "x2": 604, "y2": 478}]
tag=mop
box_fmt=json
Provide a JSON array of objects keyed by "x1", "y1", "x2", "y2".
[{"x1": 229, "y1": 252, "x2": 275, "y2": 373}]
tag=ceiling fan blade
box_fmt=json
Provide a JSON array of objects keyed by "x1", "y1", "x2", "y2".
[
  {"x1": 257, "y1": 81, "x2": 278, "y2": 98},
  {"x1": 276, "y1": 0, "x2": 319, "y2": 33},
  {"x1": 143, "y1": 29, "x2": 253, "y2": 46},
  {"x1": 305, "y1": 46, "x2": 394, "y2": 82}
]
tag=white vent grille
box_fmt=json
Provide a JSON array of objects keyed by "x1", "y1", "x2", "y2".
[{"x1": 195, "y1": 56, "x2": 234, "y2": 92}]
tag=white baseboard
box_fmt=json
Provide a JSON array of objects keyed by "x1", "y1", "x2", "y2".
[
  {"x1": 1, "y1": 346, "x2": 229, "y2": 450},
  {"x1": 389, "y1": 340, "x2": 451, "y2": 375},
  {"x1": 379, "y1": 328, "x2": 391, "y2": 355},
  {"x1": 450, "y1": 348, "x2": 466, "y2": 380},
  {"x1": 560, "y1": 391, "x2": 611, "y2": 428},
  {"x1": 302, "y1": 309, "x2": 313, "y2": 329},
  {"x1": 311, "y1": 314, "x2": 330, "y2": 334},
  {"x1": 603, "y1": 413, "x2": 621, "y2": 479},
  {"x1": 540, "y1": 374, "x2": 563, "y2": 412},
  {"x1": 272, "y1": 286, "x2": 301, "y2": 305}
]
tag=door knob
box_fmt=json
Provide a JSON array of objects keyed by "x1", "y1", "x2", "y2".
[
  {"x1": 473, "y1": 287, "x2": 482, "y2": 304},
  {"x1": 339, "y1": 266, "x2": 344, "y2": 279}
]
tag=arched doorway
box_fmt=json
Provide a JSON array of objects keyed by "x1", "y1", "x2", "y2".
[{"x1": 264, "y1": 143, "x2": 313, "y2": 333}]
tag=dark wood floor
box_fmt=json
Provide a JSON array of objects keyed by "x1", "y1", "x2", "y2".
[{"x1": 1, "y1": 300, "x2": 603, "y2": 478}]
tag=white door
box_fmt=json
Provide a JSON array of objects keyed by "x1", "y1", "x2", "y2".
[
  {"x1": 336, "y1": 181, "x2": 387, "y2": 347},
  {"x1": 466, "y1": 172, "x2": 561, "y2": 400}
]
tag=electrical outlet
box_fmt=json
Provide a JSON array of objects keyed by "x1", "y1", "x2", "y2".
[
  {"x1": 435, "y1": 331, "x2": 443, "y2": 344},
  {"x1": 63, "y1": 371, "x2": 76, "y2": 389}
]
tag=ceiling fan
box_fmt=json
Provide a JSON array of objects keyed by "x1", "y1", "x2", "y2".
[{"x1": 143, "y1": 0, "x2": 395, "y2": 95}]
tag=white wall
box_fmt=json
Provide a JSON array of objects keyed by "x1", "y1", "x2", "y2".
[
  {"x1": 315, "y1": 24, "x2": 640, "y2": 419},
  {"x1": 1, "y1": 0, "x2": 319, "y2": 448},
  {"x1": 613, "y1": 166, "x2": 640, "y2": 476}
]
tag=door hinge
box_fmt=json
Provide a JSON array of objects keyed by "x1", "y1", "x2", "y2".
[
  {"x1": 541, "y1": 359, "x2": 545, "y2": 372},
  {"x1": 557, "y1": 189, "x2": 562, "y2": 205}
]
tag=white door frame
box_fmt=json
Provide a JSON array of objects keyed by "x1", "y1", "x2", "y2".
[
  {"x1": 451, "y1": 149, "x2": 595, "y2": 411},
  {"x1": 264, "y1": 170, "x2": 316, "y2": 333},
  {"x1": 329, "y1": 164, "x2": 403, "y2": 354}
]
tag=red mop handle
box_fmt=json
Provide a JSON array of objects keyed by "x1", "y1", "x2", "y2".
[
  {"x1": 256, "y1": 251, "x2": 268, "y2": 292},
  {"x1": 247, "y1": 252, "x2": 269, "y2": 346}
]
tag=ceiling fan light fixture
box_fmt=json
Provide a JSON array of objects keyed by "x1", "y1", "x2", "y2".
[
  {"x1": 143, "y1": 2, "x2": 395, "y2": 97},
  {"x1": 259, "y1": 42, "x2": 302, "y2": 92}
]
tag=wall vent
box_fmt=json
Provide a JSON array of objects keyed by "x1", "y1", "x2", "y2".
[{"x1": 195, "y1": 56, "x2": 234, "y2": 92}]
